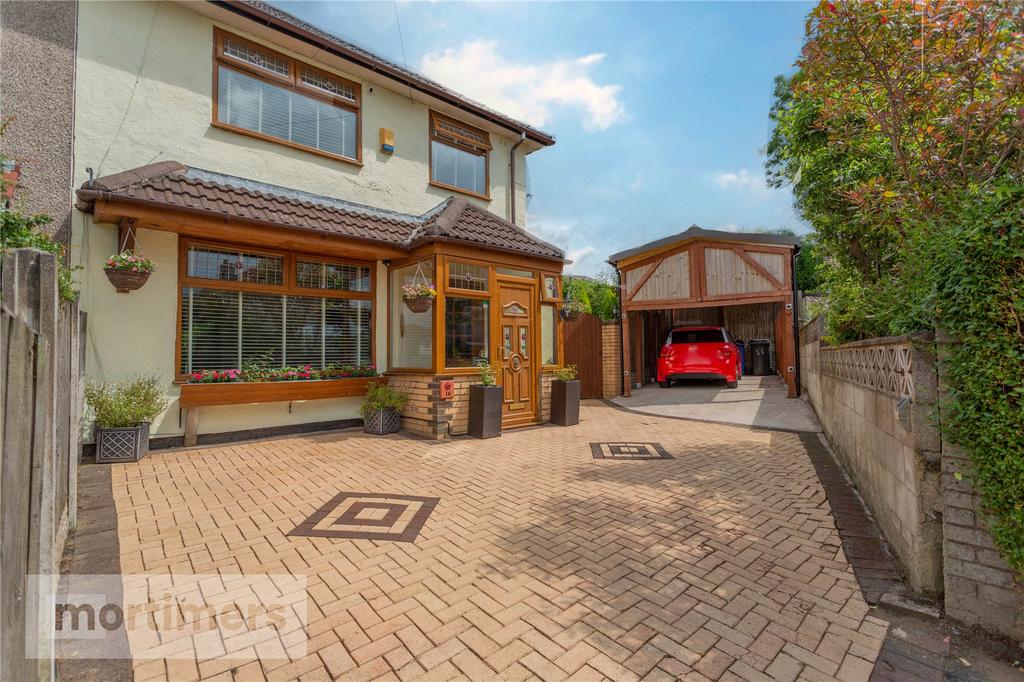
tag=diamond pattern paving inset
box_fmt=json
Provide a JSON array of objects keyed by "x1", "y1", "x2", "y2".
[
  {"x1": 590, "y1": 441, "x2": 673, "y2": 459},
  {"x1": 288, "y1": 492, "x2": 439, "y2": 542}
]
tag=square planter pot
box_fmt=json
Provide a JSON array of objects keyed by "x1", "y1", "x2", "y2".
[
  {"x1": 469, "y1": 385, "x2": 503, "y2": 439},
  {"x1": 363, "y1": 407, "x2": 401, "y2": 435},
  {"x1": 550, "y1": 380, "x2": 581, "y2": 426},
  {"x1": 95, "y1": 423, "x2": 150, "y2": 463}
]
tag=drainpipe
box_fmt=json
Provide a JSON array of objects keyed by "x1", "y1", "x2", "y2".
[
  {"x1": 792, "y1": 246, "x2": 802, "y2": 397},
  {"x1": 509, "y1": 132, "x2": 526, "y2": 225}
]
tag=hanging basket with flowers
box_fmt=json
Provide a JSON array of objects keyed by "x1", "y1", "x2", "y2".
[
  {"x1": 401, "y1": 281, "x2": 437, "y2": 313},
  {"x1": 104, "y1": 251, "x2": 156, "y2": 293}
]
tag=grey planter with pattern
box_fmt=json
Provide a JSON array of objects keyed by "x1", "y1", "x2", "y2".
[
  {"x1": 95, "y1": 423, "x2": 150, "y2": 463},
  {"x1": 363, "y1": 408, "x2": 401, "y2": 435}
]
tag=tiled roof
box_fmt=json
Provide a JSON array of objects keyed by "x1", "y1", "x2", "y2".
[
  {"x1": 76, "y1": 162, "x2": 565, "y2": 261},
  {"x1": 214, "y1": 0, "x2": 555, "y2": 147}
]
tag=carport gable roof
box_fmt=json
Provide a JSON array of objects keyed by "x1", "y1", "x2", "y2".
[{"x1": 608, "y1": 225, "x2": 801, "y2": 267}]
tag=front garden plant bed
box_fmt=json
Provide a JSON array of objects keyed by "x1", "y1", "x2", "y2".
[{"x1": 179, "y1": 376, "x2": 385, "y2": 408}]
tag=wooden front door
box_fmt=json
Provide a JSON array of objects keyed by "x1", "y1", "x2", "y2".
[{"x1": 496, "y1": 279, "x2": 536, "y2": 426}]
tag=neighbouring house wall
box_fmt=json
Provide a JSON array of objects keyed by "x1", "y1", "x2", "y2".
[
  {"x1": 602, "y1": 322, "x2": 622, "y2": 399},
  {"x1": 936, "y1": 332, "x2": 1024, "y2": 640},
  {"x1": 71, "y1": 0, "x2": 529, "y2": 228},
  {"x1": 0, "y1": 0, "x2": 77, "y2": 242},
  {"x1": 799, "y1": 317, "x2": 944, "y2": 595},
  {"x1": 78, "y1": 223, "x2": 388, "y2": 439}
]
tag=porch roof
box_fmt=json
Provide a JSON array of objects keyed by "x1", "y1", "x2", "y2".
[{"x1": 76, "y1": 162, "x2": 565, "y2": 261}]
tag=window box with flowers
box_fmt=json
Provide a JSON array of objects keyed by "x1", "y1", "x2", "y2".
[
  {"x1": 179, "y1": 363, "x2": 384, "y2": 408},
  {"x1": 104, "y1": 250, "x2": 155, "y2": 293}
]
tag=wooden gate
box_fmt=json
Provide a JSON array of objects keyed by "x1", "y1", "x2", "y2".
[{"x1": 563, "y1": 312, "x2": 603, "y2": 399}]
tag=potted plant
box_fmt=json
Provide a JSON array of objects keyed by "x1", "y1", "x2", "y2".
[
  {"x1": 550, "y1": 364, "x2": 581, "y2": 426},
  {"x1": 85, "y1": 376, "x2": 168, "y2": 463},
  {"x1": 401, "y1": 281, "x2": 437, "y2": 313},
  {"x1": 560, "y1": 299, "x2": 586, "y2": 321},
  {"x1": 468, "y1": 351, "x2": 502, "y2": 439},
  {"x1": 104, "y1": 250, "x2": 155, "y2": 293},
  {"x1": 361, "y1": 382, "x2": 407, "y2": 435}
]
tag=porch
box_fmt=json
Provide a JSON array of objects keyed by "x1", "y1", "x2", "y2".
[{"x1": 74, "y1": 162, "x2": 568, "y2": 445}]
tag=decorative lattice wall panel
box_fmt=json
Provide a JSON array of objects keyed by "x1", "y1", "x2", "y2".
[{"x1": 820, "y1": 343, "x2": 914, "y2": 399}]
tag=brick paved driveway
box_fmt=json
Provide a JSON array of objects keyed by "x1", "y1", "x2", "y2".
[{"x1": 107, "y1": 402, "x2": 887, "y2": 681}]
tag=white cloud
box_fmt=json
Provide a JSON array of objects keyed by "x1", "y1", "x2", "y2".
[
  {"x1": 528, "y1": 216, "x2": 603, "y2": 274},
  {"x1": 710, "y1": 169, "x2": 770, "y2": 195},
  {"x1": 566, "y1": 246, "x2": 596, "y2": 272},
  {"x1": 420, "y1": 40, "x2": 626, "y2": 131}
]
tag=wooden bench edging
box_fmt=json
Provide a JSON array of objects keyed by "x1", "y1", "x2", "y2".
[{"x1": 178, "y1": 377, "x2": 385, "y2": 445}]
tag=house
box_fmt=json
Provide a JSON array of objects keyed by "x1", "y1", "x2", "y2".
[
  {"x1": 608, "y1": 227, "x2": 801, "y2": 397},
  {"x1": 69, "y1": 0, "x2": 567, "y2": 444}
]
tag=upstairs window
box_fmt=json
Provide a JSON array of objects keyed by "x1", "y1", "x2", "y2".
[
  {"x1": 214, "y1": 29, "x2": 360, "y2": 163},
  {"x1": 430, "y1": 112, "x2": 490, "y2": 198}
]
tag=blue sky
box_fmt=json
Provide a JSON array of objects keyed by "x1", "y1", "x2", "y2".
[{"x1": 281, "y1": 1, "x2": 813, "y2": 275}]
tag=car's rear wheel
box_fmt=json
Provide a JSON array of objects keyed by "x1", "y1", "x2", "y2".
[
  {"x1": 726, "y1": 380, "x2": 738, "y2": 388},
  {"x1": 659, "y1": 380, "x2": 671, "y2": 388}
]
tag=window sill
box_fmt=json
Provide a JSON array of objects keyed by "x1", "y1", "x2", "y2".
[
  {"x1": 429, "y1": 180, "x2": 491, "y2": 202},
  {"x1": 210, "y1": 121, "x2": 364, "y2": 168},
  {"x1": 178, "y1": 376, "x2": 384, "y2": 408}
]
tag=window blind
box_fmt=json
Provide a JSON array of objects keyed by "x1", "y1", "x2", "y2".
[
  {"x1": 181, "y1": 287, "x2": 371, "y2": 373},
  {"x1": 218, "y1": 66, "x2": 357, "y2": 160},
  {"x1": 432, "y1": 140, "x2": 486, "y2": 195}
]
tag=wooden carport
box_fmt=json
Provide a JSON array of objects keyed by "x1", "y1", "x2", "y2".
[{"x1": 608, "y1": 226, "x2": 801, "y2": 398}]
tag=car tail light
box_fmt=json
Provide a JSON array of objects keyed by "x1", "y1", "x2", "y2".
[
  {"x1": 717, "y1": 347, "x2": 732, "y2": 359},
  {"x1": 660, "y1": 345, "x2": 674, "y2": 359}
]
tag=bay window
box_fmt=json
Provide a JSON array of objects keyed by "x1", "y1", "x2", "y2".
[{"x1": 178, "y1": 242, "x2": 372, "y2": 377}]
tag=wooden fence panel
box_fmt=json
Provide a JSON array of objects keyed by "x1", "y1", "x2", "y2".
[
  {"x1": 563, "y1": 313, "x2": 604, "y2": 399},
  {"x1": 0, "y1": 248, "x2": 85, "y2": 681}
]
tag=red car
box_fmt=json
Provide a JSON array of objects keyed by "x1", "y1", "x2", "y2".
[{"x1": 657, "y1": 326, "x2": 741, "y2": 388}]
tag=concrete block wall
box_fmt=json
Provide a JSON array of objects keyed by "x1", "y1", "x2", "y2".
[
  {"x1": 936, "y1": 330, "x2": 1024, "y2": 639},
  {"x1": 601, "y1": 322, "x2": 622, "y2": 399},
  {"x1": 799, "y1": 319, "x2": 943, "y2": 595},
  {"x1": 942, "y1": 446, "x2": 1024, "y2": 639}
]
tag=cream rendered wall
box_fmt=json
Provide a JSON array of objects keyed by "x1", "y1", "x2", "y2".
[
  {"x1": 72, "y1": 1, "x2": 532, "y2": 438},
  {"x1": 79, "y1": 223, "x2": 388, "y2": 438},
  {"x1": 71, "y1": 0, "x2": 530, "y2": 223}
]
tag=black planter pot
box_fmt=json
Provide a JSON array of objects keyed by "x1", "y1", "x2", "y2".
[
  {"x1": 469, "y1": 385, "x2": 502, "y2": 439},
  {"x1": 95, "y1": 423, "x2": 150, "y2": 463},
  {"x1": 550, "y1": 380, "x2": 581, "y2": 426},
  {"x1": 363, "y1": 407, "x2": 401, "y2": 435}
]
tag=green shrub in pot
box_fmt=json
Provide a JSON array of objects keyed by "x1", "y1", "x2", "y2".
[
  {"x1": 551, "y1": 364, "x2": 581, "y2": 427},
  {"x1": 85, "y1": 376, "x2": 168, "y2": 462},
  {"x1": 361, "y1": 383, "x2": 407, "y2": 435}
]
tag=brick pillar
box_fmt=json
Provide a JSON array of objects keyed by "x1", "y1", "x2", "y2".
[{"x1": 601, "y1": 322, "x2": 622, "y2": 398}]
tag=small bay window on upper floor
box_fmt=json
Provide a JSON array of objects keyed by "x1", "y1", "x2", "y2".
[{"x1": 429, "y1": 112, "x2": 491, "y2": 199}]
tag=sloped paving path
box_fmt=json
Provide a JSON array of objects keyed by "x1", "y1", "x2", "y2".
[{"x1": 76, "y1": 402, "x2": 889, "y2": 681}]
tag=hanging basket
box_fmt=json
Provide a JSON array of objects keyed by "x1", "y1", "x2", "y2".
[
  {"x1": 104, "y1": 268, "x2": 151, "y2": 293},
  {"x1": 403, "y1": 295, "x2": 434, "y2": 314}
]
